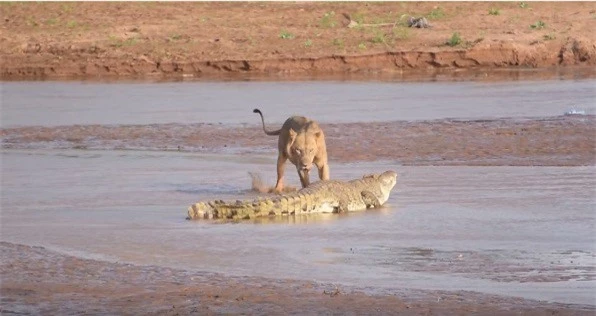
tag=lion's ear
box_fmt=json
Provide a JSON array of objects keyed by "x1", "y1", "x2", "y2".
[{"x1": 314, "y1": 131, "x2": 322, "y2": 139}]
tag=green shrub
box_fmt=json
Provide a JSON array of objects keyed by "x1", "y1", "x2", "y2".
[{"x1": 446, "y1": 32, "x2": 462, "y2": 47}]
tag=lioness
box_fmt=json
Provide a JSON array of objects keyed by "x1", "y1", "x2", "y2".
[{"x1": 253, "y1": 108, "x2": 329, "y2": 193}]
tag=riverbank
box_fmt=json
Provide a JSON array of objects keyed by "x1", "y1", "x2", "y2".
[{"x1": 1, "y1": 2, "x2": 595, "y2": 80}]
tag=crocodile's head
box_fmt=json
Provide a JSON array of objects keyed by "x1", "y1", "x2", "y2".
[{"x1": 377, "y1": 170, "x2": 398, "y2": 204}]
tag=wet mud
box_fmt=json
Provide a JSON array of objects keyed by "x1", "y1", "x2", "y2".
[
  {"x1": 2, "y1": 115, "x2": 595, "y2": 166},
  {"x1": 2, "y1": 242, "x2": 593, "y2": 315}
]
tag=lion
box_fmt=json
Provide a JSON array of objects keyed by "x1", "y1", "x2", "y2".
[{"x1": 253, "y1": 108, "x2": 329, "y2": 193}]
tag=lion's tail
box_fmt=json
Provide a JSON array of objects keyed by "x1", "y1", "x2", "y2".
[{"x1": 253, "y1": 108, "x2": 281, "y2": 136}]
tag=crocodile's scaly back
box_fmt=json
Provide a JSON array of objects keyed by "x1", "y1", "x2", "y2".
[{"x1": 187, "y1": 170, "x2": 397, "y2": 220}]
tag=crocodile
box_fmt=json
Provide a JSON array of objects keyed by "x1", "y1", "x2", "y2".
[{"x1": 187, "y1": 170, "x2": 397, "y2": 220}]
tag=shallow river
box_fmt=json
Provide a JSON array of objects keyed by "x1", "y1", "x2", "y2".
[
  {"x1": 2, "y1": 79, "x2": 595, "y2": 127},
  {"x1": 1, "y1": 79, "x2": 595, "y2": 306}
]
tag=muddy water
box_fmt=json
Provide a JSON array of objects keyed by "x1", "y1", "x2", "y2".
[
  {"x1": 2, "y1": 79, "x2": 595, "y2": 128},
  {"x1": 1, "y1": 148, "x2": 595, "y2": 305},
  {"x1": 1, "y1": 79, "x2": 595, "y2": 306}
]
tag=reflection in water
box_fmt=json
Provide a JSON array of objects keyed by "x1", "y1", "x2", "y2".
[
  {"x1": 251, "y1": 214, "x2": 339, "y2": 225},
  {"x1": 246, "y1": 208, "x2": 395, "y2": 225}
]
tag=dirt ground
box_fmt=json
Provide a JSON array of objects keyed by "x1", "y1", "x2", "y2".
[{"x1": 1, "y1": 1, "x2": 595, "y2": 79}]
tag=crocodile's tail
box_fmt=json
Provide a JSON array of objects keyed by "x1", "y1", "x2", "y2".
[{"x1": 253, "y1": 108, "x2": 282, "y2": 136}]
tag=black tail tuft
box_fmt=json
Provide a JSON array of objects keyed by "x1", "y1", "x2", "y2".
[{"x1": 253, "y1": 108, "x2": 261, "y2": 114}]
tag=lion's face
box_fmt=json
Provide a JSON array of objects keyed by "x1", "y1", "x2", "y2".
[{"x1": 288, "y1": 129, "x2": 321, "y2": 171}]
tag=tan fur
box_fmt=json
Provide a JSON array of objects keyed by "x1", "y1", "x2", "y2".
[{"x1": 253, "y1": 108, "x2": 330, "y2": 193}]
